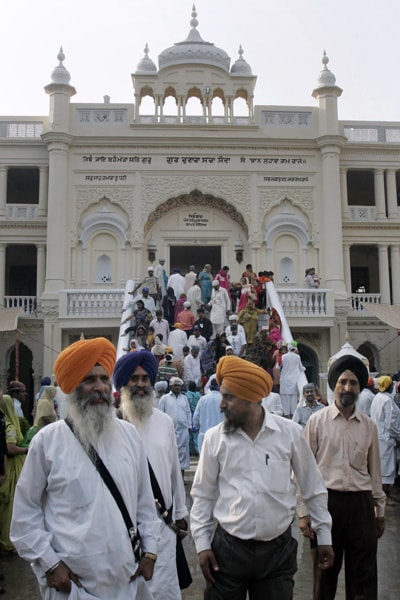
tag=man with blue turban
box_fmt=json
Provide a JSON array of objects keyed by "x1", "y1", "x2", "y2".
[{"x1": 113, "y1": 350, "x2": 189, "y2": 600}]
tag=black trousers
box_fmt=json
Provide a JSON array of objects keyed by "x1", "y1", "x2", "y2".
[
  {"x1": 316, "y1": 489, "x2": 378, "y2": 600},
  {"x1": 205, "y1": 525, "x2": 297, "y2": 600}
]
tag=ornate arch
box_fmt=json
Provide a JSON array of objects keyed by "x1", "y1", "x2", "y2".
[{"x1": 144, "y1": 189, "x2": 248, "y2": 236}]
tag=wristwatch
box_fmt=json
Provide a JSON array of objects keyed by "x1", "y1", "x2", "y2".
[{"x1": 142, "y1": 552, "x2": 157, "y2": 563}]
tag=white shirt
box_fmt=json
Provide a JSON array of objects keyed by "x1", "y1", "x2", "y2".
[
  {"x1": 11, "y1": 419, "x2": 160, "y2": 600},
  {"x1": 190, "y1": 412, "x2": 332, "y2": 552},
  {"x1": 187, "y1": 334, "x2": 207, "y2": 351},
  {"x1": 187, "y1": 284, "x2": 202, "y2": 313},
  {"x1": 227, "y1": 331, "x2": 246, "y2": 356},
  {"x1": 209, "y1": 287, "x2": 231, "y2": 324},
  {"x1": 131, "y1": 294, "x2": 156, "y2": 316},
  {"x1": 262, "y1": 392, "x2": 283, "y2": 416},
  {"x1": 167, "y1": 329, "x2": 188, "y2": 359},
  {"x1": 167, "y1": 273, "x2": 186, "y2": 299},
  {"x1": 183, "y1": 353, "x2": 202, "y2": 386},
  {"x1": 225, "y1": 323, "x2": 247, "y2": 341},
  {"x1": 280, "y1": 351, "x2": 305, "y2": 394},
  {"x1": 184, "y1": 271, "x2": 197, "y2": 293}
]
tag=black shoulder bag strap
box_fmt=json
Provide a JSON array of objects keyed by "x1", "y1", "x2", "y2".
[
  {"x1": 64, "y1": 418, "x2": 142, "y2": 562},
  {"x1": 146, "y1": 460, "x2": 192, "y2": 590},
  {"x1": 147, "y1": 460, "x2": 173, "y2": 526}
]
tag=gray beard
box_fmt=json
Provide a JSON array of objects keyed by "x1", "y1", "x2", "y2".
[
  {"x1": 120, "y1": 387, "x2": 154, "y2": 433},
  {"x1": 67, "y1": 389, "x2": 115, "y2": 452}
]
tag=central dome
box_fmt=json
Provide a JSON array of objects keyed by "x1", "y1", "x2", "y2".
[{"x1": 158, "y1": 6, "x2": 231, "y2": 72}]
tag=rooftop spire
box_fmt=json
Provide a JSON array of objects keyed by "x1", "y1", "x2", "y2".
[{"x1": 50, "y1": 46, "x2": 71, "y2": 85}]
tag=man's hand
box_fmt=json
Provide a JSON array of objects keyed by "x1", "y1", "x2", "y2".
[
  {"x1": 198, "y1": 549, "x2": 220, "y2": 585},
  {"x1": 376, "y1": 516, "x2": 385, "y2": 538},
  {"x1": 130, "y1": 556, "x2": 155, "y2": 582},
  {"x1": 46, "y1": 561, "x2": 81, "y2": 593},
  {"x1": 298, "y1": 515, "x2": 315, "y2": 539},
  {"x1": 175, "y1": 518, "x2": 188, "y2": 531},
  {"x1": 317, "y1": 545, "x2": 334, "y2": 570}
]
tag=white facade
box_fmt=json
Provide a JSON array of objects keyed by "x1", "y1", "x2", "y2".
[{"x1": 1, "y1": 9, "x2": 400, "y2": 408}]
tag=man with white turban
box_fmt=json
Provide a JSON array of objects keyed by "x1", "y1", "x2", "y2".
[
  {"x1": 300, "y1": 354, "x2": 386, "y2": 600},
  {"x1": 190, "y1": 355, "x2": 333, "y2": 599},
  {"x1": 11, "y1": 337, "x2": 159, "y2": 599},
  {"x1": 370, "y1": 375, "x2": 400, "y2": 498}
]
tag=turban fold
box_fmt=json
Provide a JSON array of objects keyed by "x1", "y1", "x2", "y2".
[
  {"x1": 377, "y1": 375, "x2": 392, "y2": 393},
  {"x1": 54, "y1": 338, "x2": 116, "y2": 394},
  {"x1": 113, "y1": 350, "x2": 158, "y2": 391},
  {"x1": 216, "y1": 356, "x2": 272, "y2": 402},
  {"x1": 327, "y1": 355, "x2": 368, "y2": 391}
]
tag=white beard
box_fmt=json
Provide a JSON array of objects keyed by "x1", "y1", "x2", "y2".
[
  {"x1": 120, "y1": 387, "x2": 154, "y2": 433},
  {"x1": 67, "y1": 389, "x2": 115, "y2": 452}
]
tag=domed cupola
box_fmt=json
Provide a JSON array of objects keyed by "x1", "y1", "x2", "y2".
[
  {"x1": 315, "y1": 50, "x2": 337, "y2": 89},
  {"x1": 50, "y1": 47, "x2": 72, "y2": 84},
  {"x1": 135, "y1": 44, "x2": 157, "y2": 74},
  {"x1": 158, "y1": 5, "x2": 231, "y2": 71},
  {"x1": 230, "y1": 45, "x2": 253, "y2": 75}
]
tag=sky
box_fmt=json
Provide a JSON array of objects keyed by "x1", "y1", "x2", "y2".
[{"x1": 0, "y1": 0, "x2": 399, "y2": 122}]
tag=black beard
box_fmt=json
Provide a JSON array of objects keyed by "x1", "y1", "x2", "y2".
[{"x1": 338, "y1": 391, "x2": 357, "y2": 408}]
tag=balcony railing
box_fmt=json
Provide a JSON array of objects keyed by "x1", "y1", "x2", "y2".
[
  {"x1": 274, "y1": 289, "x2": 334, "y2": 317},
  {"x1": 6, "y1": 205, "x2": 38, "y2": 219},
  {"x1": 59, "y1": 289, "x2": 125, "y2": 318},
  {"x1": 350, "y1": 293, "x2": 381, "y2": 314},
  {"x1": 4, "y1": 296, "x2": 37, "y2": 315}
]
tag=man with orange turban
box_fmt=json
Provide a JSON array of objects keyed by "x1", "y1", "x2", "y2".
[
  {"x1": 190, "y1": 355, "x2": 333, "y2": 599},
  {"x1": 11, "y1": 337, "x2": 160, "y2": 600}
]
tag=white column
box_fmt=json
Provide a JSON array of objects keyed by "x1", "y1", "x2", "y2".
[
  {"x1": 343, "y1": 243, "x2": 351, "y2": 294},
  {"x1": 318, "y1": 144, "x2": 347, "y2": 296},
  {"x1": 37, "y1": 166, "x2": 48, "y2": 217},
  {"x1": 390, "y1": 245, "x2": 400, "y2": 305},
  {"x1": 0, "y1": 166, "x2": 7, "y2": 217},
  {"x1": 374, "y1": 169, "x2": 386, "y2": 220},
  {"x1": 82, "y1": 248, "x2": 88, "y2": 288},
  {"x1": 378, "y1": 244, "x2": 391, "y2": 304},
  {"x1": 120, "y1": 247, "x2": 126, "y2": 287},
  {"x1": 0, "y1": 244, "x2": 6, "y2": 304},
  {"x1": 42, "y1": 138, "x2": 71, "y2": 296},
  {"x1": 340, "y1": 168, "x2": 348, "y2": 219},
  {"x1": 36, "y1": 244, "x2": 46, "y2": 299},
  {"x1": 386, "y1": 169, "x2": 398, "y2": 218}
]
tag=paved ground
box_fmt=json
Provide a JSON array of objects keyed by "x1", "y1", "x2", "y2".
[{"x1": 2, "y1": 459, "x2": 400, "y2": 599}]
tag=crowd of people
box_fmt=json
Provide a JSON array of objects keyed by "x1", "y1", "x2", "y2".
[{"x1": 0, "y1": 262, "x2": 399, "y2": 599}]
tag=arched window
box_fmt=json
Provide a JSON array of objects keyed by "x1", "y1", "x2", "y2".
[
  {"x1": 96, "y1": 254, "x2": 112, "y2": 283},
  {"x1": 280, "y1": 257, "x2": 295, "y2": 285}
]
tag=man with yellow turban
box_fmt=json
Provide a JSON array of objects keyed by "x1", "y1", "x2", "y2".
[
  {"x1": 300, "y1": 354, "x2": 386, "y2": 600},
  {"x1": 190, "y1": 355, "x2": 333, "y2": 599},
  {"x1": 370, "y1": 375, "x2": 400, "y2": 499},
  {"x1": 11, "y1": 337, "x2": 160, "y2": 600}
]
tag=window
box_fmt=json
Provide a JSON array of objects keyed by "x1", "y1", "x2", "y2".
[{"x1": 7, "y1": 168, "x2": 39, "y2": 204}]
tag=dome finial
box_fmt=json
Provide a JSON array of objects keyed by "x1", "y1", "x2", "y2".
[
  {"x1": 230, "y1": 44, "x2": 253, "y2": 75},
  {"x1": 238, "y1": 45, "x2": 244, "y2": 59},
  {"x1": 144, "y1": 43, "x2": 150, "y2": 58},
  {"x1": 135, "y1": 43, "x2": 157, "y2": 73},
  {"x1": 190, "y1": 5, "x2": 198, "y2": 30},
  {"x1": 50, "y1": 46, "x2": 71, "y2": 84},
  {"x1": 315, "y1": 49, "x2": 336, "y2": 87}
]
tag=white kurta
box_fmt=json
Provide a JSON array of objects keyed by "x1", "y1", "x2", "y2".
[
  {"x1": 158, "y1": 393, "x2": 191, "y2": 470},
  {"x1": 138, "y1": 409, "x2": 187, "y2": 600},
  {"x1": 209, "y1": 288, "x2": 231, "y2": 325},
  {"x1": 370, "y1": 391, "x2": 400, "y2": 484},
  {"x1": 167, "y1": 329, "x2": 188, "y2": 359},
  {"x1": 10, "y1": 419, "x2": 160, "y2": 600}
]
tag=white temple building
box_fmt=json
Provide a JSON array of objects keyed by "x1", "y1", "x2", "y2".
[{"x1": 1, "y1": 6, "x2": 400, "y2": 408}]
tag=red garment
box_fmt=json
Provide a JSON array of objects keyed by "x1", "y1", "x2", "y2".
[
  {"x1": 178, "y1": 309, "x2": 196, "y2": 331},
  {"x1": 215, "y1": 269, "x2": 231, "y2": 299}
]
